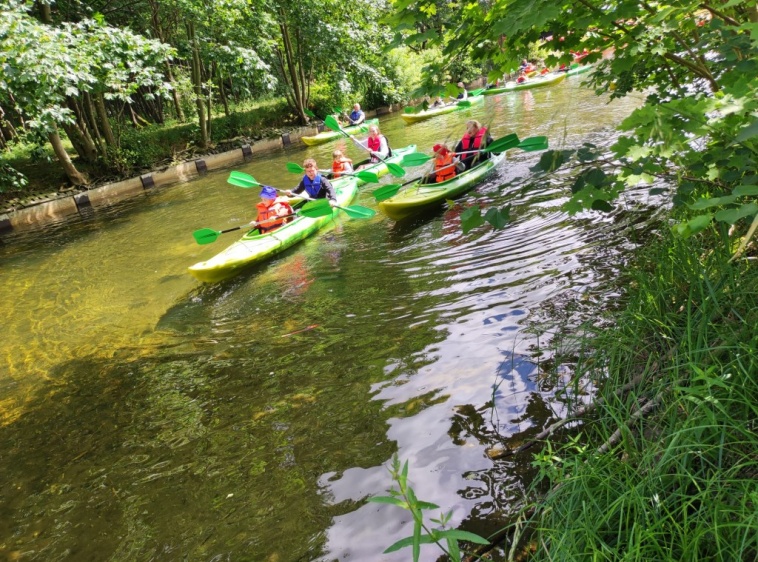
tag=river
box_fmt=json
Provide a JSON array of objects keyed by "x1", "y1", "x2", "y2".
[{"x1": 0, "y1": 80, "x2": 653, "y2": 561}]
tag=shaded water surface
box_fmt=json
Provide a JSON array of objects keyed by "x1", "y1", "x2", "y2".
[{"x1": 0, "y1": 81, "x2": 655, "y2": 560}]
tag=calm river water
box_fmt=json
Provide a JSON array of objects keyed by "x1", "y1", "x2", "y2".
[{"x1": 0, "y1": 81, "x2": 654, "y2": 561}]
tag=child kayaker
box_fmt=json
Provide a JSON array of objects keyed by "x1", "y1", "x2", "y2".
[
  {"x1": 331, "y1": 150, "x2": 353, "y2": 179},
  {"x1": 430, "y1": 143, "x2": 463, "y2": 183},
  {"x1": 255, "y1": 185, "x2": 294, "y2": 233}
]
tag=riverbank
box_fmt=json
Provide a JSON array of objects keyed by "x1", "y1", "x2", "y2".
[
  {"x1": 491, "y1": 223, "x2": 758, "y2": 560},
  {"x1": 0, "y1": 102, "x2": 406, "y2": 236}
]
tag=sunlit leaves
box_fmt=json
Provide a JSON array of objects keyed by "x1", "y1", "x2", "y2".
[{"x1": 460, "y1": 205, "x2": 485, "y2": 233}]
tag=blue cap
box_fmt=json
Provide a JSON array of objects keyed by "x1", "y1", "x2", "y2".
[{"x1": 260, "y1": 185, "x2": 277, "y2": 199}]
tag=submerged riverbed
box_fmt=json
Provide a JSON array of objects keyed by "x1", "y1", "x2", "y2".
[{"x1": 0, "y1": 81, "x2": 654, "y2": 560}]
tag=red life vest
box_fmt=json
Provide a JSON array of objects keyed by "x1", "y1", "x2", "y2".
[
  {"x1": 461, "y1": 127, "x2": 488, "y2": 151},
  {"x1": 256, "y1": 198, "x2": 293, "y2": 233},
  {"x1": 435, "y1": 152, "x2": 457, "y2": 183},
  {"x1": 367, "y1": 135, "x2": 381, "y2": 152}
]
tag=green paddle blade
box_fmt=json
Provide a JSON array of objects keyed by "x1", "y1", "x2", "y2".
[
  {"x1": 355, "y1": 171, "x2": 379, "y2": 184},
  {"x1": 457, "y1": 100, "x2": 472, "y2": 107},
  {"x1": 373, "y1": 183, "x2": 403, "y2": 202},
  {"x1": 402, "y1": 153, "x2": 434, "y2": 166},
  {"x1": 469, "y1": 88, "x2": 485, "y2": 96},
  {"x1": 304, "y1": 108, "x2": 316, "y2": 118},
  {"x1": 286, "y1": 162, "x2": 304, "y2": 174},
  {"x1": 339, "y1": 205, "x2": 376, "y2": 219},
  {"x1": 517, "y1": 136, "x2": 549, "y2": 151},
  {"x1": 333, "y1": 106, "x2": 343, "y2": 114},
  {"x1": 299, "y1": 199, "x2": 335, "y2": 218},
  {"x1": 227, "y1": 171, "x2": 260, "y2": 188},
  {"x1": 404, "y1": 106, "x2": 417, "y2": 114},
  {"x1": 193, "y1": 228, "x2": 222, "y2": 245},
  {"x1": 386, "y1": 163, "x2": 406, "y2": 178},
  {"x1": 324, "y1": 115, "x2": 344, "y2": 135},
  {"x1": 484, "y1": 133, "x2": 521, "y2": 153}
]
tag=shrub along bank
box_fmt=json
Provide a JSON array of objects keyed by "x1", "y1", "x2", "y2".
[{"x1": 504, "y1": 218, "x2": 758, "y2": 560}]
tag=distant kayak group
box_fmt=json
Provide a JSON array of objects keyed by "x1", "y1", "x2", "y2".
[{"x1": 187, "y1": 71, "x2": 567, "y2": 282}]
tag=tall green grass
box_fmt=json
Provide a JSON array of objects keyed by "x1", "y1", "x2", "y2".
[{"x1": 522, "y1": 227, "x2": 758, "y2": 561}]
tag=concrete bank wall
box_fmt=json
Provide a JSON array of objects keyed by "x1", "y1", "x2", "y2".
[{"x1": 0, "y1": 104, "x2": 404, "y2": 237}]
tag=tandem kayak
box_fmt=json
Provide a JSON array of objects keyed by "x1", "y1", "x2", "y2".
[
  {"x1": 401, "y1": 96, "x2": 484, "y2": 124},
  {"x1": 188, "y1": 177, "x2": 359, "y2": 283},
  {"x1": 377, "y1": 151, "x2": 506, "y2": 221},
  {"x1": 301, "y1": 118, "x2": 378, "y2": 146},
  {"x1": 482, "y1": 72, "x2": 567, "y2": 95}
]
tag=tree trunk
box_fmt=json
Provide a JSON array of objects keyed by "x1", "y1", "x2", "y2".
[
  {"x1": 95, "y1": 92, "x2": 117, "y2": 148},
  {"x1": 48, "y1": 130, "x2": 88, "y2": 186},
  {"x1": 166, "y1": 62, "x2": 185, "y2": 122},
  {"x1": 278, "y1": 7, "x2": 308, "y2": 124},
  {"x1": 187, "y1": 21, "x2": 209, "y2": 149},
  {"x1": 82, "y1": 91, "x2": 106, "y2": 157}
]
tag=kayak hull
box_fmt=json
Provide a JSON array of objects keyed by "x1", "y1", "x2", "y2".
[
  {"x1": 301, "y1": 118, "x2": 378, "y2": 146},
  {"x1": 188, "y1": 177, "x2": 359, "y2": 283},
  {"x1": 483, "y1": 73, "x2": 567, "y2": 95},
  {"x1": 401, "y1": 96, "x2": 484, "y2": 124},
  {"x1": 567, "y1": 64, "x2": 593, "y2": 76},
  {"x1": 378, "y1": 151, "x2": 506, "y2": 221}
]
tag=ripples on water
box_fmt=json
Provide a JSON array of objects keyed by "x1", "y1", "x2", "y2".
[{"x1": 0, "y1": 83, "x2": 662, "y2": 561}]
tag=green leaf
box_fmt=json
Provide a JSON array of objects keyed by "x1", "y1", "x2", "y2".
[
  {"x1": 591, "y1": 199, "x2": 614, "y2": 212},
  {"x1": 368, "y1": 496, "x2": 408, "y2": 508},
  {"x1": 484, "y1": 205, "x2": 511, "y2": 229},
  {"x1": 436, "y1": 529, "x2": 490, "y2": 545},
  {"x1": 383, "y1": 534, "x2": 436, "y2": 554},
  {"x1": 735, "y1": 119, "x2": 758, "y2": 142},
  {"x1": 649, "y1": 188, "x2": 668, "y2": 195},
  {"x1": 674, "y1": 213, "x2": 713, "y2": 237},
  {"x1": 447, "y1": 537, "x2": 461, "y2": 562},
  {"x1": 714, "y1": 203, "x2": 758, "y2": 225},
  {"x1": 531, "y1": 150, "x2": 566, "y2": 173},
  {"x1": 461, "y1": 206, "x2": 486, "y2": 233},
  {"x1": 689, "y1": 195, "x2": 738, "y2": 210},
  {"x1": 415, "y1": 501, "x2": 440, "y2": 510},
  {"x1": 733, "y1": 184, "x2": 758, "y2": 197}
]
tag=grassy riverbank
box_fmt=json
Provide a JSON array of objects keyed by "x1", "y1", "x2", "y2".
[{"x1": 513, "y1": 222, "x2": 758, "y2": 559}]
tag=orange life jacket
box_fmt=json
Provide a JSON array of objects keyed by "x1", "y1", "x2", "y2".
[
  {"x1": 256, "y1": 198, "x2": 293, "y2": 233},
  {"x1": 332, "y1": 159, "x2": 349, "y2": 178},
  {"x1": 435, "y1": 152, "x2": 457, "y2": 183}
]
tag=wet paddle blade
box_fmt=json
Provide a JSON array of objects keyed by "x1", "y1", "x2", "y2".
[
  {"x1": 517, "y1": 136, "x2": 549, "y2": 151},
  {"x1": 373, "y1": 183, "x2": 402, "y2": 202},
  {"x1": 339, "y1": 205, "x2": 376, "y2": 219},
  {"x1": 401, "y1": 153, "x2": 433, "y2": 167},
  {"x1": 404, "y1": 106, "x2": 416, "y2": 113},
  {"x1": 355, "y1": 171, "x2": 379, "y2": 184},
  {"x1": 333, "y1": 106, "x2": 343, "y2": 114},
  {"x1": 469, "y1": 88, "x2": 485, "y2": 96},
  {"x1": 387, "y1": 163, "x2": 406, "y2": 178},
  {"x1": 484, "y1": 133, "x2": 521, "y2": 153},
  {"x1": 228, "y1": 171, "x2": 260, "y2": 188},
  {"x1": 193, "y1": 228, "x2": 222, "y2": 245},
  {"x1": 299, "y1": 199, "x2": 334, "y2": 218},
  {"x1": 457, "y1": 100, "x2": 472, "y2": 108},
  {"x1": 324, "y1": 115, "x2": 344, "y2": 135},
  {"x1": 304, "y1": 108, "x2": 316, "y2": 118},
  {"x1": 286, "y1": 162, "x2": 304, "y2": 174}
]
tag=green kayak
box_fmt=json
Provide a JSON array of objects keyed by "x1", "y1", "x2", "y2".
[
  {"x1": 302, "y1": 118, "x2": 378, "y2": 146},
  {"x1": 482, "y1": 72, "x2": 567, "y2": 95},
  {"x1": 377, "y1": 151, "x2": 506, "y2": 221},
  {"x1": 401, "y1": 95, "x2": 484, "y2": 124},
  {"x1": 567, "y1": 63, "x2": 593, "y2": 76},
  {"x1": 188, "y1": 177, "x2": 359, "y2": 283}
]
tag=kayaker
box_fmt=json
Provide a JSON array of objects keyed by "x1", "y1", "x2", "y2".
[
  {"x1": 347, "y1": 103, "x2": 365, "y2": 126},
  {"x1": 516, "y1": 70, "x2": 527, "y2": 83},
  {"x1": 331, "y1": 149, "x2": 353, "y2": 179},
  {"x1": 254, "y1": 185, "x2": 294, "y2": 233},
  {"x1": 286, "y1": 158, "x2": 338, "y2": 206},
  {"x1": 429, "y1": 143, "x2": 464, "y2": 183},
  {"x1": 432, "y1": 96, "x2": 445, "y2": 107},
  {"x1": 455, "y1": 82, "x2": 468, "y2": 100},
  {"x1": 455, "y1": 120, "x2": 494, "y2": 170},
  {"x1": 353, "y1": 124, "x2": 389, "y2": 166}
]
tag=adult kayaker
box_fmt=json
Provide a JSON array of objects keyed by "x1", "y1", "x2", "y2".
[
  {"x1": 331, "y1": 149, "x2": 353, "y2": 179},
  {"x1": 254, "y1": 185, "x2": 294, "y2": 233},
  {"x1": 286, "y1": 158, "x2": 338, "y2": 206},
  {"x1": 347, "y1": 103, "x2": 365, "y2": 126},
  {"x1": 428, "y1": 143, "x2": 464, "y2": 183},
  {"x1": 455, "y1": 120, "x2": 494, "y2": 170},
  {"x1": 353, "y1": 124, "x2": 389, "y2": 166},
  {"x1": 455, "y1": 82, "x2": 468, "y2": 100}
]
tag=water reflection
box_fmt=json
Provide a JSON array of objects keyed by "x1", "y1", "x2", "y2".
[{"x1": 0, "y1": 82, "x2": 654, "y2": 561}]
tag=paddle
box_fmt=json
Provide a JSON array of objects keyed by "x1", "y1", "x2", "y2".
[
  {"x1": 469, "y1": 88, "x2": 485, "y2": 96},
  {"x1": 228, "y1": 171, "x2": 375, "y2": 218},
  {"x1": 299, "y1": 197, "x2": 376, "y2": 219},
  {"x1": 323, "y1": 115, "x2": 406, "y2": 178},
  {"x1": 192, "y1": 206, "x2": 333, "y2": 245},
  {"x1": 399, "y1": 133, "x2": 522, "y2": 167},
  {"x1": 285, "y1": 162, "x2": 379, "y2": 184}
]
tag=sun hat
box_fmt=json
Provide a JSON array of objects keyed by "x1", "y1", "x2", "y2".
[{"x1": 260, "y1": 185, "x2": 277, "y2": 199}]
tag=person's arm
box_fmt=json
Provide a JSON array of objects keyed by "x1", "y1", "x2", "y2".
[
  {"x1": 321, "y1": 177, "x2": 338, "y2": 204},
  {"x1": 287, "y1": 178, "x2": 305, "y2": 197}
]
